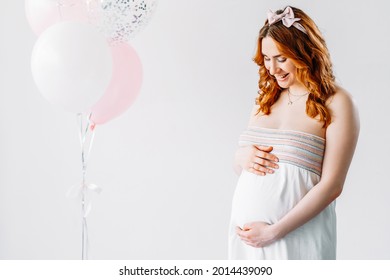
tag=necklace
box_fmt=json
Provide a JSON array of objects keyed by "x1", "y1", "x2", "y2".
[{"x1": 287, "y1": 88, "x2": 309, "y2": 105}]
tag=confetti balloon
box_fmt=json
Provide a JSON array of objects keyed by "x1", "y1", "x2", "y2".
[{"x1": 87, "y1": 0, "x2": 158, "y2": 43}]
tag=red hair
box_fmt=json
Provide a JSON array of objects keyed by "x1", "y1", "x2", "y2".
[{"x1": 254, "y1": 6, "x2": 336, "y2": 127}]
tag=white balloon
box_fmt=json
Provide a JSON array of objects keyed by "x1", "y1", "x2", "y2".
[
  {"x1": 25, "y1": 0, "x2": 88, "y2": 35},
  {"x1": 25, "y1": 0, "x2": 59, "y2": 35},
  {"x1": 31, "y1": 21, "x2": 113, "y2": 113}
]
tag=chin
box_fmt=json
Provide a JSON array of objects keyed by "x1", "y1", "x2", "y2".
[
  {"x1": 277, "y1": 81, "x2": 290, "y2": 89},
  {"x1": 277, "y1": 77, "x2": 295, "y2": 89}
]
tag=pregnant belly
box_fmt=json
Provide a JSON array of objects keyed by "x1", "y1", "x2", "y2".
[{"x1": 231, "y1": 166, "x2": 315, "y2": 228}]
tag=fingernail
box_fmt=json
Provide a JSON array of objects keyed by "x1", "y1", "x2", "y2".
[{"x1": 268, "y1": 170, "x2": 274, "y2": 174}]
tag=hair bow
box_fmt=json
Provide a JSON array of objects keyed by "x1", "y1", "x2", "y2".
[{"x1": 267, "y1": 6, "x2": 307, "y2": 34}]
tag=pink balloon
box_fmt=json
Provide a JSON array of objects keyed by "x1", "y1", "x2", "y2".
[
  {"x1": 25, "y1": 0, "x2": 88, "y2": 35},
  {"x1": 90, "y1": 43, "x2": 143, "y2": 125}
]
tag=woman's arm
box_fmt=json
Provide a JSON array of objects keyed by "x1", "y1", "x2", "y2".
[{"x1": 237, "y1": 89, "x2": 360, "y2": 247}]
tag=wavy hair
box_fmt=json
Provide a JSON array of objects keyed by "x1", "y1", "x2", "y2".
[{"x1": 254, "y1": 6, "x2": 336, "y2": 127}]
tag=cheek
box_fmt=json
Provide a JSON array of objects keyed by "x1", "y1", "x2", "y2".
[{"x1": 285, "y1": 63, "x2": 297, "y2": 74}]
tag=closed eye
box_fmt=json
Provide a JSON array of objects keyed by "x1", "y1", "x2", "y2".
[{"x1": 263, "y1": 55, "x2": 287, "y2": 63}]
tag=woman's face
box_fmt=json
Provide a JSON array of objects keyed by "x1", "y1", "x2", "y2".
[{"x1": 261, "y1": 36, "x2": 299, "y2": 89}]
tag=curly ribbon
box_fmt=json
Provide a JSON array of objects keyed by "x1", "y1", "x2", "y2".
[
  {"x1": 66, "y1": 182, "x2": 102, "y2": 218},
  {"x1": 65, "y1": 112, "x2": 99, "y2": 260}
]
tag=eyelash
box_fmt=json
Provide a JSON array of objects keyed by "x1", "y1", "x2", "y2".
[{"x1": 264, "y1": 57, "x2": 287, "y2": 63}]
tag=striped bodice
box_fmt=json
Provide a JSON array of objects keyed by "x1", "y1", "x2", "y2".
[{"x1": 239, "y1": 127, "x2": 325, "y2": 176}]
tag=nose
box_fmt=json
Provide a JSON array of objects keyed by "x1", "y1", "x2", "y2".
[{"x1": 268, "y1": 60, "x2": 278, "y2": 75}]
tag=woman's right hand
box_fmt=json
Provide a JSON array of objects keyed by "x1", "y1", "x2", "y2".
[{"x1": 234, "y1": 145, "x2": 279, "y2": 176}]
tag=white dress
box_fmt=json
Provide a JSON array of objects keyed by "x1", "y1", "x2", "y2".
[{"x1": 228, "y1": 127, "x2": 336, "y2": 260}]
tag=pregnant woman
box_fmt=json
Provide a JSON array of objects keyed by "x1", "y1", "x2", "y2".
[{"x1": 228, "y1": 6, "x2": 359, "y2": 259}]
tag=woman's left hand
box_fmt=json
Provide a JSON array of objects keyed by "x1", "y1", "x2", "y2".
[{"x1": 236, "y1": 222, "x2": 279, "y2": 248}]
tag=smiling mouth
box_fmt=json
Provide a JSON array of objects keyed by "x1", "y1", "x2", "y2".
[{"x1": 276, "y1": 73, "x2": 289, "y2": 80}]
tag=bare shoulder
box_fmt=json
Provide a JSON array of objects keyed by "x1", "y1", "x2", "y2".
[
  {"x1": 327, "y1": 86, "x2": 359, "y2": 117},
  {"x1": 250, "y1": 104, "x2": 261, "y2": 115},
  {"x1": 326, "y1": 86, "x2": 360, "y2": 136},
  {"x1": 247, "y1": 104, "x2": 262, "y2": 126}
]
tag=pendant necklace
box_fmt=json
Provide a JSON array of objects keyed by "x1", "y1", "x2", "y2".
[{"x1": 287, "y1": 88, "x2": 309, "y2": 105}]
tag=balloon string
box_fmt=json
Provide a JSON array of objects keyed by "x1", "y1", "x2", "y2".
[
  {"x1": 57, "y1": 0, "x2": 63, "y2": 20},
  {"x1": 77, "y1": 112, "x2": 95, "y2": 260},
  {"x1": 82, "y1": 184, "x2": 88, "y2": 260}
]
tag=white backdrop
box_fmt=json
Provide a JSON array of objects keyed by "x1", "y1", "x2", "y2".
[{"x1": 0, "y1": 0, "x2": 389, "y2": 260}]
